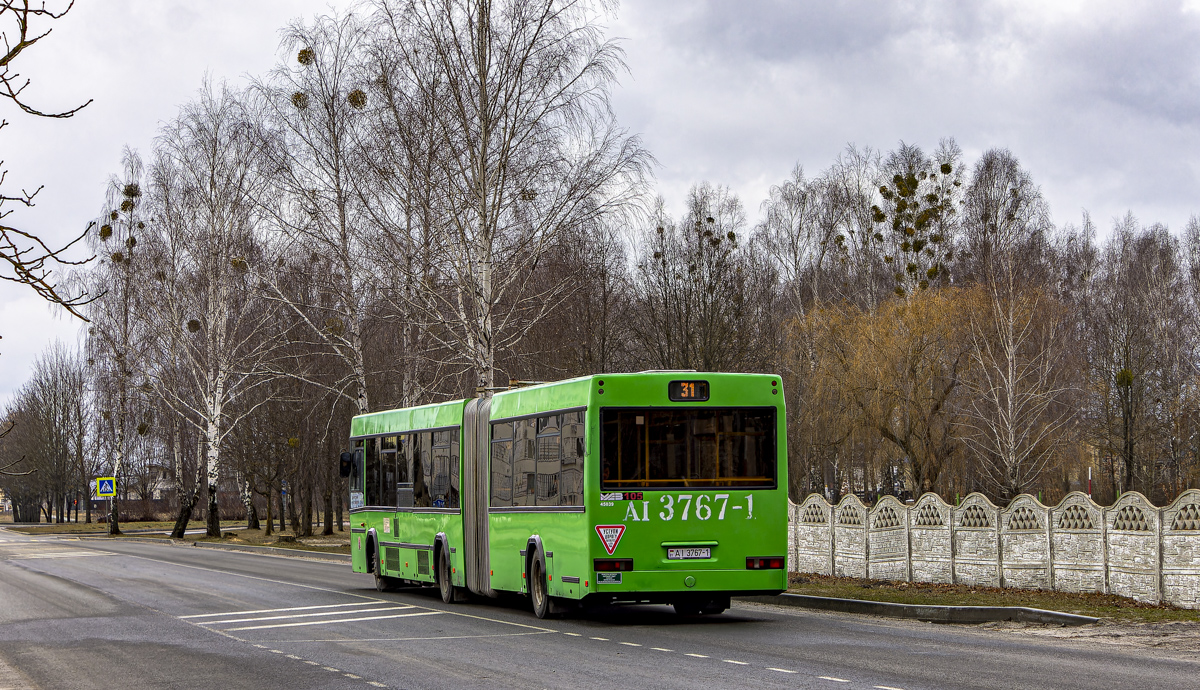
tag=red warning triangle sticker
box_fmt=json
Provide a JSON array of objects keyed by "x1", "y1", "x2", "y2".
[{"x1": 595, "y1": 524, "x2": 626, "y2": 555}]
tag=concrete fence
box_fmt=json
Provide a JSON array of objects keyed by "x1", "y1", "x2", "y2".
[{"x1": 787, "y1": 489, "x2": 1200, "y2": 609}]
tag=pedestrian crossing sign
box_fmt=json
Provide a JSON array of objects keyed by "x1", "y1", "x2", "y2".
[{"x1": 96, "y1": 477, "x2": 116, "y2": 497}]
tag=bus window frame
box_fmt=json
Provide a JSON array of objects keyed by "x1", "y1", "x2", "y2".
[
  {"x1": 489, "y1": 405, "x2": 587, "y2": 513},
  {"x1": 348, "y1": 424, "x2": 462, "y2": 513}
]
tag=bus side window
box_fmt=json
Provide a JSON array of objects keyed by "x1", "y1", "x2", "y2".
[
  {"x1": 431, "y1": 430, "x2": 452, "y2": 508},
  {"x1": 491, "y1": 422, "x2": 513, "y2": 507},
  {"x1": 450, "y1": 427, "x2": 460, "y2": 509},
  {"x1": 364, "y1": 437, "x2": 381, "y2": 506},
  {"x1": 381, "y1": 435, "x2": 397, "y2": 507},
  {"x1": 397, "y1": 434, "x2": 413, "y2": 508},
  {"x1": 512, "y1": 418, "x2": 536, "y2": 507},
  {"x1": 353, "y1": 447, "x2": 365, "y2": 493},
  {"x1": 397, "y1": 434, "x2": 411, "y2": 482},
  {"x1": 535, "y1": 415, "x2": 561, "y2": 507},
  {"x1": 561, "y1": 411, "x2": 584, "y2": 506},
  {"x1": 412, "y1": 431, "x2": 433, "y2": 507}
]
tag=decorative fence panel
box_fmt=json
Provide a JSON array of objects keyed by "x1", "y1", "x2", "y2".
[
  {"x1": 868, "y1": 496, "x2": 909, "y2": 581},
  {"x1": 834, "y1": 496, "x2": 869, "y2": 578},
  {"x1": 1161, "y1": 489, "x2": 1200, "y2": 609},
  {"x1": 1049, "y1": 492, "x2": 1106, "y2": 593},
  {"x1": 1001, "y1": 495, "x2": 1051, "y2": 590},
  {"x1": 788, "y1": 490, "x2": 1200, "y2": 609},
  {"x1": 953, "y1": 494, "x2": 1000, "y2": 587},
  {"x1": 909, "y1": 493, "x2": 953, "y2": 584},
  {"x1": 794, "y1": 493, "x2": 832, "y2": 575}
]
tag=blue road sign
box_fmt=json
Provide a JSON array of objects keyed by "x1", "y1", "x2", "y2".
[{"x1": 96, "y1": 477, "x2": 116, "y2": 497}]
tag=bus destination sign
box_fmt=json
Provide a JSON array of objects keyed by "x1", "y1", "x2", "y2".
[{"x1": 668, "y1": 380, "x2": 709, "y2": 402}]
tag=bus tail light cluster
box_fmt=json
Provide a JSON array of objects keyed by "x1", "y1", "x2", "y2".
[
  {"x1": 746, "y1": 556, "x2": 784, "y2": 570},
  {"x1": 594, "y1": 558, "x2": 634, "y2": 572}
]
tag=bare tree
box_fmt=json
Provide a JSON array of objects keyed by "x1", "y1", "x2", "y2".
[
  {"x1": 1084, "y1": 217, "x2": 1195, "y2": 498},
  {"x1": 959, "y1": 148, "x2": 1052, "y2": 285},
  {"x1": 251, "y1": 11, "x2": 381, "y2": 416},
  {"x1": 142, "y1": 82, "x2": 278, "y2": 537},
  {"x1": 959, "y1": 280, "x2": 1077, "y2": 499},
  {"x1": 83, "y1": 149, "x2": 150, "y2": 534},
  {"x1": 0, "y1": 0, "x2": 94, "y2": 320},
  {"x1": 373, "y1": 0, "x2": 650, "y2": 394},
  {"x1": 630, "y1": 184, "x2": 778, "y2": 371}
]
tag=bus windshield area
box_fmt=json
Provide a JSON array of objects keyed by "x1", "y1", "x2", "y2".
[{"x1": 600, "y1": 407, "x2": 776, "y2": 489}]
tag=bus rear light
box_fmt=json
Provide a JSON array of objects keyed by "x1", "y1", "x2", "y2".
[
  {"x1": 746, "y1": 557, "x2": 784, "y2": 570},
  {"x1": 594, "y1": 558, "x2": 634, "y2": 572}
]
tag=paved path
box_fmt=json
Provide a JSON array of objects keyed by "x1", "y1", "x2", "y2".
[{"x1": 0, "y1": 528, "x2": 1194, "y2": 689}]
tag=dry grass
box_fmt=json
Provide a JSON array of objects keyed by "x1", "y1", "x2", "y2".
[
  {"x1": 4, "y1": 520, "x2": 238, "y2": 534},
  {"x1": 4, "y1": 521, "x2": 350, "y2": 555},
  {"x1": 789, "y1": 573, "x2": 1200, "y2": 623}
]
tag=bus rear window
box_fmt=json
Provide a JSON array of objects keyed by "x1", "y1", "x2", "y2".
[{"x1": 600, "y1": 408, "x2": 776, "y2": 489}]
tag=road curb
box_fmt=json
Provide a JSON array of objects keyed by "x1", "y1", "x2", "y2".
[
  {"x1": 737, "y1": 593, "x2": 1099, "y2": 626},
  {"x1": 76, "y1": 535, "x2": 351, "y2": 563}
]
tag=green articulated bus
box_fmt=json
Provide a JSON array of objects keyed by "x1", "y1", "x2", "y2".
[{"x1": 344, "y1": 371, "x2": 787, "y2": 618}]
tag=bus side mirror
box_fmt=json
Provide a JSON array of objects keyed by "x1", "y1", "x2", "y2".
[{"x1": 339, "y1": 452, "x2": 353, "y2": 478}]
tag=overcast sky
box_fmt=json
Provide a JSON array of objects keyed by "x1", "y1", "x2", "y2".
[{"x1": 3, "y1": 0, "x2": 1200, "y2": 404}]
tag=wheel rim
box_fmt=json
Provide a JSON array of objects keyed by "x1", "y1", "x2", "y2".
[{"x1": 532, "y1": 562, "x2": 545, "y2": 611}]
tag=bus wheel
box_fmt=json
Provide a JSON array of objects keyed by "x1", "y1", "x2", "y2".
[
  {"x1": 530, "y1": 558, "x2": 550, "y2": 619},
  {"x1": 437, "y1": 548, "x2": 454, "y2": 604}
]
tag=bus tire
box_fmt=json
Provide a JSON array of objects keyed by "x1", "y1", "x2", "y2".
[
  {"x1": 530, "y1": 558, "x2": 551, "y2": 619},
  {"x1": 436, "y1": 547, "x2": 455, "y2": 604}
]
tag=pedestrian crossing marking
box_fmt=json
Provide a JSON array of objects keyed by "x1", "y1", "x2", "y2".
[
  {"x1": 223, "y1": 610, "x2": 444, "y2": 632},
  {"x1": 181, "y1": 601, "x2": 377, "y2": 618},
  {"x1": 197, "y1": 605, "x2": 415, "y2": 626}
]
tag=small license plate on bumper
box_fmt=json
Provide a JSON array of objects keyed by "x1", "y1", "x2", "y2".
[{"x1": 667, "y1": 547, "x2": 711, "y2": 559}]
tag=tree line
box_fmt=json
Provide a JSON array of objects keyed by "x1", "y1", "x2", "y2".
[{"x1": 3, "y1": 1, "x2": 1199, "y2": 531}]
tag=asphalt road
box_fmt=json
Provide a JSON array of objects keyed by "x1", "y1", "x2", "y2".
[{"x1": 0, "y1": 527, "x2": 1194, "y2": 690}]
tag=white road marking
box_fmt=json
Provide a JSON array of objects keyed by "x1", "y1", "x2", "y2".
[
  {"x1": 768, "y1": 668, "x2": 797, "y2": 674},
  {"x1": 562, "y1": 632, "x2": 581, "y2": 636},
  {"x1": 619, "y1": 642, "x2": 641, "y2": 647},
  {"x1": 303, "y1": 660, "x2": 320, "y2": 666},
  {"x1": 322, "y1": 667, "x2": 339, "y2": 672},
  {"x1": 685, "y1": 653, "x2": 708, "y2": 658},
  {"x1": 819, "y1": 677, "x2": 850, "y2": 683},
  {"x1": 723, "y1": 659, "x2": 748, "y2": 665},
  {"x1": 344, "y1": 674, "x2": 361, "y2": 679},
  {"x1": 6, "y1": 550, "x2": 112, "y2": 559},
  {"x1": 181, "y1": 602, "x2": 376, "y2": 618},
  {"x1": 367, "y1": 683, "x2": 388, "y2": 688},
  {"x1": 224, "y1": 610, "x2": 444, "y2": 632},
  {"x1": 651, "y1": 647, "x2": 673, "y2": 652},
  {"x1": 590, "y1": 636, "x2": 608, "y2": 641},
  {"x1": 874, "y1": 686, "x2": 905, "y2": 690},
  {"x1": 197, "y1": 606, "x2": 414, "y2": 626},
  {"x1": 287, "y1": 631, "x2": 552, "y2": 644}
]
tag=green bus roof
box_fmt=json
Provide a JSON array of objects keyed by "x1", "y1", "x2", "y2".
[{"x1": 349, "y1": 371, "x2": 781, "y2": 436}]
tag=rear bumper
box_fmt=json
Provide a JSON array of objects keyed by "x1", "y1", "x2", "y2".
[
  {"x1": 581, "y1": 588, "x2": 785, "y2": 607},
  {"x1": 583, "y1": 567, "x2": 786, "y2": 601}
]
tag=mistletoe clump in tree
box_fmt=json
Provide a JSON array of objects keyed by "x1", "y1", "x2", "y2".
[{"x1": 871, "y1": 141, "x2": 962, "y2": 297}]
